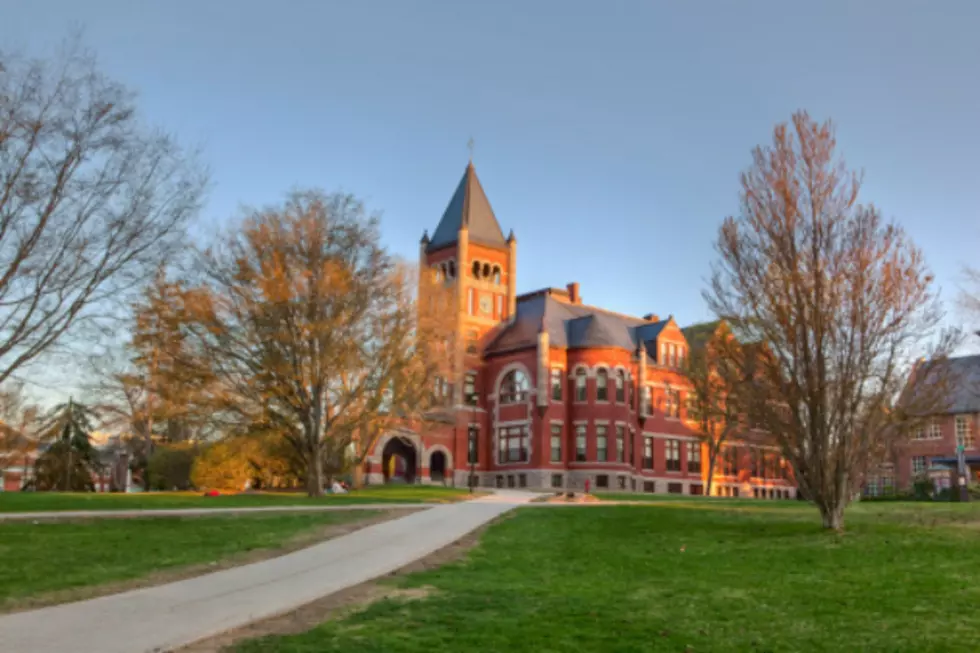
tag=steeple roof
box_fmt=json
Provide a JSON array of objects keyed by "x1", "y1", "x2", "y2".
[{"x1": 427, "y1": 163, "x2": 507, "y2": 252}]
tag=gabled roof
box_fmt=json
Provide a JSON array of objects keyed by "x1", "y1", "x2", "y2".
[
  {"x1": 916, "y1": 354, "x2": 980, "y2": 414},
  {"x1": 484, "y1": 289, "x2": 676, "y2": 361},
  {"x1": 426, "y1": 163, "x2": 507, "y2": 252}
]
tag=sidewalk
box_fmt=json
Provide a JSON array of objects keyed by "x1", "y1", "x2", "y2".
[
  {"x1": 0, "y1": 492, "x2": 536, "y2": 653},
  {"x1": 0, "y1": 503, "x2": 430, "y2": 521}
]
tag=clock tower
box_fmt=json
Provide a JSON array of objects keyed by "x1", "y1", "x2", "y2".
[{"x1": 420, "y1": 162, "x2": 517, "y2": 403}]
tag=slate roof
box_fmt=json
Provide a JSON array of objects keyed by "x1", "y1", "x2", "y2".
[
  {"x1": 681, "y1": 321, "x2": 722, "y2": 352},
  {"x1": 484, "y1": 289, "x2": 672, "y2": 361},
  {"x1": 427, "y1": 163, "x2": 507, "y2": 252},
  {"x1": 931, "y1": 355, "x2": 980, "y2": 414}
]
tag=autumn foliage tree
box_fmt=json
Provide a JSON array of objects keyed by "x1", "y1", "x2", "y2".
[
  {"x1": 705, "y1": 111, "x2": 955, "y2": 530},
  {"x1": 160, "y1": 190, "x2": 453, "y2": 496},
  {"x1": 681, "y1": 321, "x2": 747, "y2": 497}
]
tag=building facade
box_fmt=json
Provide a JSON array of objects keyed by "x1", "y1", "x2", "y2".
[
  {"x1": 870, "y1": 354, "x2": 980, "y2": 496},
  {"x1": 363, "y1": 163, "x2": 797, "y2": 498}
]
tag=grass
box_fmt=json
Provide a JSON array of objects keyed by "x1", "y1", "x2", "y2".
[
  {"x1": 0, "y1": 485, "x2": 472, "y2": 512},
  {"x1": 237, "y1": 500, "x2": 980, "y2": 652},
  {"x1": 0, "y1": 510, "x2": 381, "y2": 607}
]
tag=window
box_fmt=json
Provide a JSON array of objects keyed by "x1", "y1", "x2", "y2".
[
  {"x1": 686, "y1": 441, "x2": 701, "y2": 473},
  {"x1": 468, "y1": 287, "x2": 475, "y2": 315},
  {"x1": 467, "y1": 425, "x2": 479, "y2": 464},
  {"x1": 575, "y1": 368, "x2": 587, "y2": 402},
  {"x1": 551, "y1": 368, "x2": 562, "y2": 401},
  {"x1": 690, "y1": 484, "x2": 703, "y2": 496},
  {"x1": 596, "y1": 474, "x2": 609, "y2": 489},
  {"x1": 615, "y1": 370, "x2": 625, "y2": 403},
  {"x1": 668, "y1": 482, "x2": 682, "y2": 494},
  {"x1": 596, "y1": 425, "x2": 608, "y2": 462},
  {"x1": 496, "y1": 294, "x2": 503, "y2": 319},
  {"x1": 551, "y1": 474, "x2": 563, "y2": 489},
  {"x1": 661, "y1": 342, "x2": 667, "y2": 365},
  {"x1": 472, "y1": 260, "x2": 481, "y2": 279},
  {"x1": 665, "y1": 387, "x2": 680, "y2": 418},
  {"x1": 507, "y1": 475, "x2": 515, "y2": 488},
  {"x1": 913, "y1": 424, "x2": 925, "y2": 440},
  {"x1": 666, "y1": 439, "x2": 681, "y2": 472},
  {"x1": 497, "y1": 425, "x2": 529, "y2": 464},
  {"x1": 642, "y1": 386, "x2": 653, "y2": 416},
  {"x1": 492, "y1": 266, "x2": 501, "y2": 284},
  {"x1": 670, "y1": 344, "x2": 677, "y2": 368},
  {"x1": 615, "y1": 425, "x2": 625, "y2": 463},
  {"x1": 628, "y1": 380, "x2": 635, "y2": 409},
  {"x1": 678, "y1": 347, "x2": 685, "y2": 369},
  {"x1": 643, "y1": 481, "x2": 655, "y2": 493},
  {"x1": 912, "y1": 456, "x2": 927, "y2": 476},
  {"x1": 956, "y1": 415, "x2": 975, "y2": 449},
  {"x1": 618, "y1": 476, "x2": 627, "y2": 490},
  {"x1": 464, "y1": 372, "x2": 477, "y2": 406},
  {"x1": 499, "y1": 369, "x2": 529, "y2": 404},
  {"x1": 575, "y1": 424, "x2": 587, "y2": 462},
  {"x1": 518, "y1": 474, "x2": 527, "y2": 488},
  {"x1": 596, "y1": 369, "x2": 608, "y2": 401},
  {"x1": 550, "y1": 424, "x2": 562, "y2": 462},
  {"x1": 929, "y1": 420, "x2": 942, "y2": 439},
  {"x1": 642, "y1": 437, "x2": 653, "y2": 469}
]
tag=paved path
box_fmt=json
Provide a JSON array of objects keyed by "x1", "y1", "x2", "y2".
[
  {"x1": 0, "y1": 491, "x2": 536, "y2": 653},
  {"x1": 0, "y1": 503, "x2": 432, "y2": 521}
]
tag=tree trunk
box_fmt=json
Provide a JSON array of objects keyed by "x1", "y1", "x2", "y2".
[
  {"x1": 818, "y1": 499, "x2": 845, "y2": 530},
  {"x1": 706, "y1": 445, "x2": 717, "y2": 497},
  {"x1": 306, "y1": 451, "x2": 323, "y2": 497}
]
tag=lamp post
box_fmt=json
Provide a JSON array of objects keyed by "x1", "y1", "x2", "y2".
[{"x1": 957, "y1": 445, "x2": 969, "y2": 502}]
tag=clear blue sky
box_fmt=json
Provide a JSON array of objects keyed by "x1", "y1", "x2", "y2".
[{"x1": 4, "y1": 0, "x2": 980, "y2": 333}]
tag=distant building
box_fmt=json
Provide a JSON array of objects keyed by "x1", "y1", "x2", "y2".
[
  {"x1": 363, "y1": 163, "x2": 797, "y2": 497},
  {"x1": 881, "y1": 354, "x2": 980, "y2": 496}
]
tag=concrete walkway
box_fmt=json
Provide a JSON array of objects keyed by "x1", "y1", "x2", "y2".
[
  {"x1": 0, "y1": 491, "x2": 536, "y2": 653},
  {"x1": 0, "y1": 503, "x2": 432, "y2": 521}
]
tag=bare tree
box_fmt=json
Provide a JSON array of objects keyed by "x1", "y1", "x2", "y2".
[
  {"x1": 156, "y1": 190, "x2": 453, "y2": 496},
  {"x1": 705, "y1": 111, "x2": 956, "y2": 530},
  {"x1": 0, "y1": 35, "x2": 207, "y2": 384}
]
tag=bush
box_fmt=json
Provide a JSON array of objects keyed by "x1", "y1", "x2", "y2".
[
  {"x1": 146, "y1": 444, "x2": 197, "y2": 491},
  {"x1": 191, "y1": 436, "x2": 301, "y2": 491}
]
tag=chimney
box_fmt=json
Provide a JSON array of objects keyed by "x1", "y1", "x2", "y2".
[
  {"x1": 566, "y1": 282, "x2": 580, "y2": 305},
  {"x1": 643, "y1": 313, "x2": 659, "y2": 322}
]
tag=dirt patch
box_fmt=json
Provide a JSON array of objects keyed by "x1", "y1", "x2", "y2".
[
  {"x1": 1, "y1": 509, "x2": 419, "y2": 615},
  {"x1": 176, "y1": 514, "x2": 509, "y2": 653}
]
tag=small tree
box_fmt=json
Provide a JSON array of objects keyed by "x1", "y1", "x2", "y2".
[
  {"x1": 34, "y1": 399, "x2": 98, "y2": 491},
  {"x1": 705, "y1": 111, "x2": 956, "y2": 530},
  {"x1": 681, "y1": 321, "x2": 747, "y2": 497}
]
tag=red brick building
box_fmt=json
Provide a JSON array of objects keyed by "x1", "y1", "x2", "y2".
[
  {"x1": 364, "y1": 163, "x2": 797, "y2": 498},
  {"x1": 868, "y1": 354, "x2": 980, "y2": 496}
]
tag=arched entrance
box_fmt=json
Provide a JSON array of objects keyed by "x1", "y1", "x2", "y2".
[
  {"x1": 430, "y1": 451, "x2": 447, "y2": 483},
  {"x1": 382, "y1": 436, "x2": 418, "y2": 484}
]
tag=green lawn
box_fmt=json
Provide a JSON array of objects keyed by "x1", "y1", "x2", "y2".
[
  {"x1": 238, "y1": 501, "x2": 980, "y2": 652},
  {"x1": 0, "y1": 485, "x2": 472, "y2": 512},
  {"x1": 0, "y1": 510, "x2": 380, "y2": 608}
]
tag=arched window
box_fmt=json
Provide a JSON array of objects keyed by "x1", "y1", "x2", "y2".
[
  {"x1": 499, "y1": 369, "x2": 529, "y2": 404},
  {"x1": 472, "y1": 260, "x2": 481, "y2": 279},
  {"x1": 596, "y1": 369, "x2": 608, "y2": 401},
  {"x1": 492, "y1": 266, "x2": 501, "y2": 284},
  {"x1": 615, "y1": 370, "x2": 625, "y2": 403},
  {"x1": 482, "y1": 262, "x2": 491, "y2": 279},
  {"x1": 628, "y1": 378, "x2": 635, "y2": 409},
  {"x1": 447, "y1": 260, "x2": 456, "y2": 278},
  {"x1": 575, "y1": 368, "x2": 588, "y2": 402}
]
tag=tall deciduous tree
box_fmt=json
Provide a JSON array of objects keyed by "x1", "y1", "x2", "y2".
[
  {"x1": 0, "y1": 35, "x2": 206, "y2": 384},
  {"x1": 705, "y1": 111, "x2": 955, "y2": 530},
  {"x1": 161, "y1": 190, "x2": 453, "y2": 496}
]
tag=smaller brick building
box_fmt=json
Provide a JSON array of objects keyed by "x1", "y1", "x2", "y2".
[
  {"x1": 870, "y1": 354, "x2": 980, "y2": 496},
  {"x1": 363, "y1": 162, "x2": 796, "y2": 498}
]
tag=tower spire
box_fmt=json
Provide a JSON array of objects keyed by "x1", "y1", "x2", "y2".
[{"x1": 467, "y1": 137, "x2": 475, "y2": 164}]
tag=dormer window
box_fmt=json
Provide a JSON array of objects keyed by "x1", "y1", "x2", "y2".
[
  {"x1": 615, "y1": 370, "x2": 625, "y2": 403},
  {"x1": 596, "y1": 369, "x2": 608, "y2": 401}
]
